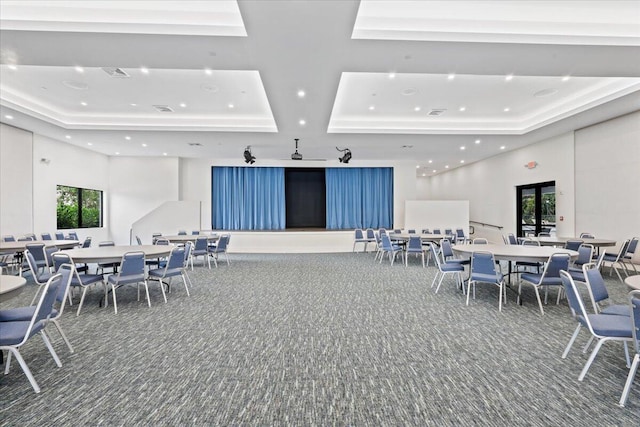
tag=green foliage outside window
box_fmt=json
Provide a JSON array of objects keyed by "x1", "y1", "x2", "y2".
[{"x1": 56, "y1": 185, "x2": 103, "y2": 229}]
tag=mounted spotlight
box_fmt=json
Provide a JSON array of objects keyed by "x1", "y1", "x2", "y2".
[
  {"x1": 336, "y1": 147, "x2": 352, "y2": 164},
  {"x1": 243, "y1": 146, "x2": 256, "y2": 164}
]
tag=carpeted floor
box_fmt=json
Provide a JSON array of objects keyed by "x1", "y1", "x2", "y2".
[{"x1": 1, "y1": 252, "x2": 639, "y2": 426}]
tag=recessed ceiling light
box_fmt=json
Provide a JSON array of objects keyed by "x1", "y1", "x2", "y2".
[
  {"x1": 8, "y1": 64, "x2": 17, "y2": 70},
  {"x1": 140, "y1": 67, "x2": 149, "y2": 74},
  {"x1": 163, "y1": 152, "x2": 168, "y2": 156},
  {"x1": 414, "y1": 106, "x2": 421, "y2": 112},
  {"x1": 432, "y1": 169, "x2": 436, "y2": 173},
  {"x1": 460, "y1": 146, "x2": 466, "y2": 150},
  {"x1": 416, "y1": 165, "x2": 420, "y2": 169},
  {"x1": 500, "y1": 146, "x2": 506, "y2": 150},
  {"x1": 562, "y1": 75, "x2": 571, "y2": 82},
  {"x1": 422, "y1": 173, "x2": 426, "y2": 177},
  {"x1": 74, "y1": 66, "x2": 84, "y2": 73},
  {"x1": 65, "y1": 135, "x2": 71, "y2": 139},
  {"x1": 447, "y1": 73, "x2": 455, "y2": 80},
  {"x1": 4, "y1": 115, "x2": 14, "y2": 120},
  {"x1": 130, "y1": 103, "x2": 137, "y2": 107},
  {"x1": 299, "y1": 119, "x2": 306, "y2": 126},
  {"x1": 297, "y1": 90, "x2": 306, "y2": 98},
  {"x1": 369, "y1": 105, "x2": 375, "y2": 111},
  {"x1": 87, "y1": 142, "x2": 93, "y2": 146},
  {"x1": 125, "y1": 136, "x2": 131, "y2": 140},
  {"x1": 460, "y1": 160, "x2": 465, "y2": 163},
  {"x1": 115, "y1": 152, "x2": 120, "y2": 155},
  {"x1": 179, "y1": 103, "x2": 187, "y2": 108},
  {"x1": 142, "y1": 143, "x2": 147, "y2": 147},
  {"x1": 445, "y1": 165, "x2": 449, "y2": 169},
  {"x1": 503, "y1": 107, "x2": 510, "y2": 112},
  {"x1": 475, "y1": 139, "x2": 481, "y2": 144},
  {"x1": 388, "y1": 72, "x2": 396, "y2": 79},
  {"x1": 428, "y1": 160, "x2": 432, "y2": 164},
  {"x1": 80, "y1": 101, "x2": 87, "y2": 106},
  {"x1": 228, "y1": 103, "x2": 234, "y2": 109},
  {"x1": 204, "y1": 68, "x2": 213, "y2": 75},
  {"x1": 505, "y1": 74, "x2": 514, "y2": 81},
  {"x1": 459, "y1": 106, "x2": 466, "y2": 112}
]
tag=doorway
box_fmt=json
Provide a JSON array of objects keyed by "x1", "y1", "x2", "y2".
[{"x1": 516, "y1": 181, "x2": 556, "y2": 237}]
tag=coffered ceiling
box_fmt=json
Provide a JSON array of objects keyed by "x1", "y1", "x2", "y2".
[{"x1": 1, "y1": 0, "x2": 639, "y2": 177}]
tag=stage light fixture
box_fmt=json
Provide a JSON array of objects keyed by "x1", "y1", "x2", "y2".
[
  {"x1": 337, "y1": 147, "x2": 352, "y2": 164},
  {"x1": 243, "y1": 146, "x2": 256, "y2": 164}
]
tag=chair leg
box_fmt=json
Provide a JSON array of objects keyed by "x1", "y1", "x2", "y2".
[
  {"x1": 40, "y1": 331, "x2": 62, "y2": 368},
  {"x1": 158, "y1": 278, "x2": 167, "y2": 303},
  {"x1": 619, "y1": 354, "x2": 640, "y2": 407},
  {"x1": 578, "y1": 338, "x2": 606, "y2": 381},
  {"x1": 582, "y1": 336, "x2": 595, "y2": 353},
  {"x1": 77, "y1": 287, "x2": 88, "y2": 316},
  {"x1": 143, "y1": 280, "x2": 151, "y2": 307},
  {"x1": 431, "y1": 271, "x2": 440, "y2": 289},
  {"x1": 51, "y1": 320, "x2": 74, "y2": 353},
  {"x1": 534, "y1": 286, "x2": 545, "y2": 315},
  {"x1": 435, "y1": 273, "x2": 446, "y2": 293},
  {"x1": 562, "y1": 325, "x2": 582, "y2": 358},
  {"x1": 181, "y1": 273, "x2": 190, "y2": 296},
  {"x1": 466, "y1": 280, "x2": 472, "y2": 305},
  {"x1": 4, "y1": 348, "x2": 40, "y2": 393},
  {"x1": 112, "y1": 284, "x2": 118, "y2": 314}
]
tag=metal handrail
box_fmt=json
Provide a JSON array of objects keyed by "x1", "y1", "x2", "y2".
[{"x1": 469, "y1": 220, "x2": 503, "y2": 230}]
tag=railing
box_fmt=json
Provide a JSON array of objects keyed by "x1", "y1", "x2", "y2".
[{"x1": 469, "y1": 220, "x2": 503, "y2": 230}]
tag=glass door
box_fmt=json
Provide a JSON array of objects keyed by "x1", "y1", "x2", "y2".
[{"x1": 517, "y1": 181, "x2": 556, "y2": 237}]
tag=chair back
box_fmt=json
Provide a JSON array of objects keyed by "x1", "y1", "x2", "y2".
[
  {"x1": 538, "y1": 232, "x2": 551, "y2": 237},
  {"x1": 378, "y1": 228, "x2": 387, "y2": 236},
  {"x1": 629, "y1": 290, "x2": 640, "y2": 354},
  {"x1": 560, "y1": 270, "x2": 589, "y2": 321},
  {"x1": 155, "y1": 238, "x2": 170, "y2": 246},
  {"x1": 407, "y1": 236, "x2": 422, "y2": 251},
  {"x1": 428, "y1": 243, "x2": 443, "y2": 270},
  {"x1": 194, "y1": 236, "x2": 209, "y2": 251},
  {"x1": 44, "y1": 246, "x2": 59, "y2": 269},
  {"x1": 380, "y1": 234, "x2": 393, "y2": 251},
  {"x1": 54, "y1": 263, "x2": 74, "y2": 311},
  {"x1": 408, "y1": 229, "x2": 416, "y2": 234},
  {"x1": 177, "y1": 230, "x2": 187, "y2": 235},
  {"x1": 507, "y1": 233, "x2": 518, "y2": 245},
  {"x1": 68, "y1": 232, "x2": 79, "y2": 240},
  {"x1": 393, "y1": 229, "x2": 401, "y2": 234},
  {"x1": 55, "y1": 232, "x2": 65, "y2": 240},
  {"x1": 41, "y1": 233, "x2": 52, "y2": 240},
  {"x1": 445, "y1": 228, "x2": 452, "y2": 235},
  {"x1": 354, "y1": 229, "x2": 364, "y2": 240},
  {"x1": 3, "y1": 235, "x2": 16, "y2": 242},
  {"x1": 433, "y1": 229, "x2": 441, "y2": 235},
  {"x1": 522, "y1": 239, "x2": 540, "y2": 246},
  {"x1": 81, "y1": 237, "x2": 92, "y2": 248},
  {"x1": 440, "y1": 239, "x2": 455, "y2": 258},
  {"x1": 574, "y1": 244, "x2": 594, "y2": 267},
  {"x1": 191, "y1": 231, "x2": 200, "y2": 235},
  {"x1": 365, "y1": 229, "x2": 375, "y2": 240},
  {"x1": 542, "y1": 253, "x2": 571, "y2": 279},
  {"x1": 117, "y1": 252, "x2": 145, "y2": 281},
  {"x1": 456, "y1": 229, "x2": 465, "y2": 238},
  {"x1": 583, "y1": 263, "x2": 610, "y2": 308},
  {"x1": 52, "y1": 252, "x2": 73, "y2": 272},
  {"x1": 25, "y1": 250, "x2": 47, "y2": 283},
  {"x1": 13, "y1": 273, "x2": 63, "y2": 348},
  {"x1": 472, "y1": 238, "x2": 488, "y2": 244},
  {"x1": 99, "y1": 241, "x2": 115, "y2": 247},
  {"x1": 136, "y1": 236, "x2": 143, "y2": 245},
  {"x1": 184, "y1": 241, "x2": 193, "y2": 264},
  {"x1": 471, "y1": 251, "x2": 497, "y2": 276},
  {"x1": 421, "y1": 229, "x2": 430, "y2": 234},
  {"x1": 26, "y1": 242, "x2": 46, "y2": 264},
  {"x1": 216, "y1": 235, "x2": 230, "y2": 251},
  {"x1": 564, "y1": 239, "x2": 583, "y2": 251},
  {"x1": 165, "y1": 246, "x2": 186, "y2": 270},
  {"x1": 626, "y1": 237, "x2": 639, "y2": 256},
  {"x1": 579, "y1": 232, "x2": 595, "y2": 239}
]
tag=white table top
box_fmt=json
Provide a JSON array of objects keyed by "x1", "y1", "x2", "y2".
[
  {"x1": 389, "y1": 233, "x2": 446, "y2": 241},
  {"x1": 160, "y1": 234, "x2": 219, "y2": 243},
  {"x1": 64, "y1": 245, "x2": 173, "y2": 264},
  {"x1": 624, "y1": 275, "x2": 640, "y2": 291},
  {"x1": 0, "y1": 275, "x2": 27, "y2": 302},
  {"x1": 452, "y1": 243, "x2": 578, "y2": 263},
  {"x1": 529, "y1": 237, "x2": 616, "y2": 247},
  {"x1": 0, "y1": 239, "x2": 79, "y2": 253}
]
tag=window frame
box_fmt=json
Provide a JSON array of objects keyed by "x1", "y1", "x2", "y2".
[{"x1": 56, "y1": 185, "x2": 104, "y2": 229}]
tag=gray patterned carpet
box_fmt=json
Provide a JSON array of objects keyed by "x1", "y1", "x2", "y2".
[{"x1": 1, "y1": 253, "x2": 639, "y2": 426}]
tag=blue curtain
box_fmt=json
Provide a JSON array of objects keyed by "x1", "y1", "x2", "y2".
[
  {"x1": 325, "y1": 167, "x2": 393, "y2": 229},
  {"x1": 212, "y1": 167, "x2": 286, "y2": 230}
]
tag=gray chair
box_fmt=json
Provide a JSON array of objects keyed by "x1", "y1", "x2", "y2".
[
  {"x1": 353, "y1": 229, "x2": 367, "y2": 252},
  {"x1": 602, "y1": 239, "x2": 631, "y2": 282},
  {"x1": 55, "y1": 232, "x2": 65, "y2": 240},
  {"x1": 53, "y1": 252, "x2": 107, "y2": 316},
  {"x1": 192, "y1": 236, "x2": 211, "y2": 269},
  {"x1": 41, "y1": 233, "x2": 52, "y2": 241},
  {"x1": 519, "y1": 253, "x2": 570, "y2": 315},
  {"x1": 148, "y1": 246, "x2": 190, "y2": 297},
  {"x1": 24, "y1": 249, "x2": 53, "y2": 305},
  {"x1": 429, "y1": 243, "x2": 464, "y2": 294},
  {"x1": 106, "y1": 251, "x2": 150, "y2": 314},
  {"x1": 619, "y1": 290, "x2": 640, "y2": 407},
  {"x1": 467, "y1": 251, "x2": 505, "y2": 312},
  {"x1": 404, "y1": 235, "x2": 425, "y2": 267},
  {"x1": 209, "y1": 234, "x2": 230, "y2": 267}
]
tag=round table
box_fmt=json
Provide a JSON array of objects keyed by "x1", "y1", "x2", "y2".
[
  {"x1": 160, "y1": 235, "x2": 219, "y2": 244},
  {"x1": 64, "y1": 245, "x2": 173, "y2": 264},
  {"x1": 452, "y1": 243, "x2": 579, "y2": 262},
  {"x1": 0, "y1": 239, "x2": 79, "y2": 254},
  {"x1": 624, "y1": 275, "x2": 640, "y2": 291},
  {"x1": 0, "y1": 275, "x2": 27, "y2": 302},
  {"x1": 389, "y1": 233, "x2": 445, "y2": 243},
  {"x1": 530, "y1": 236, "x2": 616, "y2": 248}
]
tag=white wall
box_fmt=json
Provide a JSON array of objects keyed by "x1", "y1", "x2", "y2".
[
  {"x1": 179, "y1": 157, "x2": 418, "y2": 231},
  {"x1": 109, "y1": 156, "x2": 180, "y2": 244},
  {"x1": 0, "y1": 124, "x2": 33, "y2": 237},
  {"x1": 32, "y1": 134, "x2": 110, "y2": 242},
  {"x1": 418, "y1": 132, "x2": 576, "y2": 243},
  {"x1": 575, "y1": 111, "x2": 640, "y2": 254}
]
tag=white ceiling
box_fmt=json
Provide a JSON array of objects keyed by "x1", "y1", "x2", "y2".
[{"x1": 1, "y1": 0, "x2": 639, "y2": 177}]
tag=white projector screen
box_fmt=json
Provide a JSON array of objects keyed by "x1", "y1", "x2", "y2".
[{"x1": 404, "y1": 200, "x2": 469, "y2": 234}]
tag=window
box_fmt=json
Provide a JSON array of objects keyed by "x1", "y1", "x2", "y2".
[
  {"x1": 56, "y1": 185, "x2": 103, "y2": 229},
  {"x1": 516, "y1": 181, "x2": 556, "y2": 237}
]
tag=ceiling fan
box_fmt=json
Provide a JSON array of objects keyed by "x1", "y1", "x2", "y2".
[{"x1": 288, "y1": 138, "x2": 326, "y2": 161}]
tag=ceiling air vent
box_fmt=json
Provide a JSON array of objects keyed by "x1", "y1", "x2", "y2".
[
  {"x1": 428, "y1": 109, "x2": 447, "y2": 116},
  {"x1": 188, "y1": 142, "x2": 202, "y2": 146},
  {"x1": 101, "y1": 67, "x2": 130, "y2": 78},
  {"x1": 152, "y1": 105, "x2": 174, "y2": 113}
]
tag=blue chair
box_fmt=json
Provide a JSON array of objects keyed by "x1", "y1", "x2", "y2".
[
  {"x1": 407, "y1": 229, "x2": 416, "y2": 234},
  {"x1": 365, "y1": 228, "x2": 376, "y2": 249},
  {"x1": 24, "y1": 249, "x2": 53, "y2": 305},
  {"x1": 564, "y1": 239, "x2": 583, "y2": 251},
  {"x1": 55, "y1": 232, "x2": 65, "y2": 240},
  {"x1": 148, "y1": 246, "x2": 189, "y2": 297},
  {"x1": 3, "y1": 235, "x2": 16, "y2": 242},
  {"x1": 440, "y1": 239, "x2": 469, "y2": 266},
  {"x1": 567, "y1": 244, "x2": 593, "y2": 280},
  {"x1": 23, "y1": 242, "x2": 46, "y2": 277},
  {"x1": 183, "y1": 241, "x2": 195, "y2": 285},
  {"x1": 96, "y1": 241, "x2": 119, "y2": 275},
  {"x1": 106, "y1": 251, "x2": 150, "y2": 314},
  {"x1": 209, "y1": 234, "x2": 230, "y2": 267},
  {"x1": 580, "y1": 232, "x2": 595, "y2": 239},
  {"x1": 421, "y1": 229, "x2": 431, "y2": 234},
  {"x1": 0, "y1": 273, "x2": 64, "y2": 393},
  {"x1": 404, "y1": 236, "x2": 425, "y2": 267},
  {"x1": 583, "y1": 265, "x2": 629, "y2": 317},
  {"x1": 192, "y1": 236, "x2": 211, "y2": 269},
  {"x1": 623, "y1": 237, "x2": 638, "y2": 275},
  {"x1": 191, "y1": 230, "x2": 200, "y2": 235},
  {"x1": 519, "y1": 253, "x2": 570, "y2": 315},
  {"x1": 602, "y1": 239, "x2": 631, "y2": 283},
  {"x1": 467, "y1": 251, "x2": 505, "y2": 312},
  {"x1": 619, "y1": 290, "x2": 640, "y2": 407},
  {"x1": 41, "y1": 233, "x2": 52, "y2": 241},
  {"x1": 559, "y1": 271, "x2": 633, "y2": 381},
  {"x1": 353, "y1": 229, "x2": 368, "y2": 252},
  {"x1": 433, "y1": 229, "x2": 441, "y2": 235},
  {"x1": 429, "y1": 243, "x2": 464, "y2": 293},
  {"x1": 177, "y1": 230, "x2": 187, "y2": 236},
  {"x1": 506, "y1": 233, "x2": 518, "y2": 245},
  {"x1": 379, "y1": 234, "x2": 402, "y2": 265},
  {"x1": 52, "y1": 252, "x2": 106, "y2": 316},
  {"x1": 455, "y1": 228, "x2": 468, "y2": 244},
  {"x1": 67, "y1": 231, "x2": 79, "y2": 240}
]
